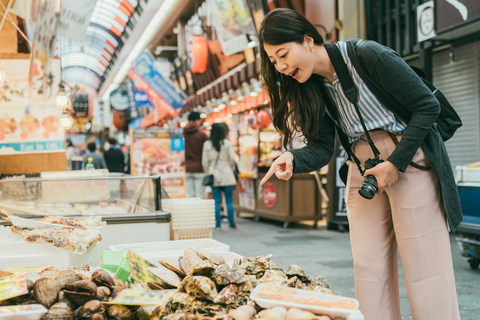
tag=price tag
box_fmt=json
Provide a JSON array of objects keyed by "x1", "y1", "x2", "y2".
[
  {"x1": 128, "y1": 250, "x2": 159, "y2": 284},
  {"x1": 0, "y1": 274, "x2": 29, "y2": 301},
  {"x1": 104, "y1": 289, "x2": 175, "y2": 306}
]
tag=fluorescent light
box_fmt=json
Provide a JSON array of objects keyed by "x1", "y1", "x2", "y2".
[{"x1": 102, "y1": 0, "x2": 178, "y2": 100}]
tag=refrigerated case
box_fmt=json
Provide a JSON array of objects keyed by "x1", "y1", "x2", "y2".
[{"x1": 0, "y1": 173, "x2": 171, "y2": 253}]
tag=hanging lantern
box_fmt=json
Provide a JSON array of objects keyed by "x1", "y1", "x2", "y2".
[
  {"x1": 257, "y1": 110, "x2": 272, "y2": 128},
  {"x1": 246, "y1": 111, "x2": 259, "y2": 129},
  {"x1": 188, "y1": 35, "x2": 209, "y2": 74}
]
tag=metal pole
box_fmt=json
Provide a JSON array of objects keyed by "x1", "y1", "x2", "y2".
[{"x1": 0, "y1": 0, "x2": 14, "y2": 33}]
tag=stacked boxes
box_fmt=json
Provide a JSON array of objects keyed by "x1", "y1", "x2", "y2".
[{"x1": 162, "y1": 198, "x2": 216, "y2": 240}]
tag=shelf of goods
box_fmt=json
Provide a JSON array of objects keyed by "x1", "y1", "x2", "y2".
[
  {"x1": 0, "y1": 173, "x2": 170, "y2": 268},
  {"x1": 0, "y1": 238, "x2": 364, "y2": 319},
  {"x1": 234, "y1": 171, "x2": 324, "y2": 228}
]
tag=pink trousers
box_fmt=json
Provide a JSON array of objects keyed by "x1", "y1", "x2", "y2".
[{"x1": 345, "y1": 131, "x2": 461, "y2": 320}]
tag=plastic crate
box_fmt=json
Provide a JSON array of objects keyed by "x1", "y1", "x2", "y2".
[
  {"x1": 101, "y1": 250, "x2": 124, "y2": 273},
  {"x1": 172, "y1": 227, "x2": 213, "y2": 240},
  {"x1": 0, "y1": 243, "x2": 69, "y2": 269}
]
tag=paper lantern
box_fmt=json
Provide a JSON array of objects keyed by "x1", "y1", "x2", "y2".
[
  {"x1": 188, "y1": 35, "x2": 209, "y2": 74},
  {"x1": 258, "y1": 110, "x2": 272, "y2": 128}
]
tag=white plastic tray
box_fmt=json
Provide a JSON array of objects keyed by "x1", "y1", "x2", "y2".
[
  {"x1": 9, "y1": 216, "x2": 73, "y2": 229},
  {"x1": 250, "y1": 283, "x2": 360, "y2": 318},
  {"x1": 0, "y1": 243, "x2": 70, "y2": 269},
  {"x1": 109, "y1": 238, "x2": 230, "y2": 255},
  {"x1": 0, "y1": 304, "x2": 47, "y2": 320}
]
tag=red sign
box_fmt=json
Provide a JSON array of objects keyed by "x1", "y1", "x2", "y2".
[{"x1": 263, "y1": 182, "x2": 277, "y2": 208}]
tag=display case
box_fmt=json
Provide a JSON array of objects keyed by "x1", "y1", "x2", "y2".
[{"x1": 0, "y1": 172, "x2": 171, "y2": 252}]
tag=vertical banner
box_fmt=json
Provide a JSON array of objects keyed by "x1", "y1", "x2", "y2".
[
  {"x1": 238, "y1": 178, "x2": 255, "y2": 210},
  {"x1": 131, "y1": 129, "x2": 186, "y2": 198},
  {"x1": 0, "y1": 59, "x2": 64, "y2": 155},
  {"x1": 57, "y1": 0, "x2": 97, "y2": 42},
  {"x1": 209, "y1": 0, "x2": 253, "y2": 56},
  {"x1": 93, "y1": 99, "x2": 111, "y2": 128}
]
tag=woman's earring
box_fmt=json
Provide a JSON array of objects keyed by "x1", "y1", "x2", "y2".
[{"x1": 276, "y1": 71, "x2": 285, "y2": 86}]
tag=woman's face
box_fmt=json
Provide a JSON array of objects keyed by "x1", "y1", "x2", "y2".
[{"x1": 264, "y1": 39, "x2": 314, "y2": 83}]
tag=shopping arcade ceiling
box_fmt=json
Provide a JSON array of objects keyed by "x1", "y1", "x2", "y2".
[{"x1": 56, "y1": 0, "x2": 142, "y2": 91}]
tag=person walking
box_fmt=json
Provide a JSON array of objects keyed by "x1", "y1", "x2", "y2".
[
  {"x1": 202, "y1": 123, "x2": 237, "y2": 229},
  {"x1": 83, "y1": 142, "x2": 107, "y2": 169},
  {"x1": 259, "y1": 8, "x2": 461, "y2": 320},
  {"x1": 184, "y1": 111, "x2": 209, "y2": 198},
  {"x1": 66, "y1": 138, "x2": 80, "y2": 169},
  {"x1": 104, "y1": 138, "x2": 125, "y2": 173}
]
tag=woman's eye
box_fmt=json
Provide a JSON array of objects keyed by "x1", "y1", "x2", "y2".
[
  {"x1": 281, "y1": 53, "x2": 287, "y2": 59},
  {"x1": 271, "y1": 61, "x2": 277, "y2": 65}
]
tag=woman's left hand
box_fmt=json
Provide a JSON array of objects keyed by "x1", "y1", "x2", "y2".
[{"x1": 363, "y1": 160, "x2": 399, "y2": 195}]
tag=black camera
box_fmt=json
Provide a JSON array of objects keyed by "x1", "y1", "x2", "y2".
[{"x1": 358, "y1": 158, "x2": 384, "y2": 199}]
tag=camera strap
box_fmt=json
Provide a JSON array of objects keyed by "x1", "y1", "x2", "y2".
[{"x1": 324, "y1": 43, "x2": 381, "y2": 175}]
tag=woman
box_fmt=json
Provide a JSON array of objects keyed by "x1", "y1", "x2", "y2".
[
  {"x1": 259, "y1": 8, "x2": 461, "y2": 320},
  {"x1": 202, "y1": 123, "x2": 237, "y2": 229}
]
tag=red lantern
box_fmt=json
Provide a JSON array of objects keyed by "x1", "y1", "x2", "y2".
[
  {"x1": 188, "y1": 35, "x2": 208, "y2": 74},
  {"x1": 246, "y1": 112, "x2": 259, "y2": 129},
  {"x1": 258, "y1": 110, "x2": 272, "y2": 128}
]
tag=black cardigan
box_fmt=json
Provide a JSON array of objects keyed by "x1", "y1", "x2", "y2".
[{"x1": 289, "y1": 39, "x2": 462, "y2": 231}]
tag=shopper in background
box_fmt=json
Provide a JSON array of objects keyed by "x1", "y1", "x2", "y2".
[
  {"x1": 202, "y1": 123, "x2": 237, "y2": 229},
  {"x1": 83, "y1": 142, "x2": 107, "y2": 169},
  {"x1": 66, "y1": 138, "x2": 80, "y2": 169},
  {"x1": 104, "y1": 138, "x2": 125, "y2": 173},
  {"x1": 121, "y1": 145, "x2": 131, "y2": 174},
  {"x1": 184, "y1": 111, "x2": 209, "y2": 198},
  {"x1": 259, "y1": 8, "x2": 461, "y2": 320}
]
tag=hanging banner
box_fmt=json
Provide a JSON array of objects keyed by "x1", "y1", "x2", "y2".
[
  {"x1": 57, "y1": 0, "x2": 97, "y2": 42},
  {"x1": 131, "y1": 52, "x2": 184, "y2": 110},
  {"x1": 238, "y1": 178, "x2": 255, "y2": 210},
  {"x1": 0, "y1": 59, "x2": 65, "y2": 155},
  {"x1": 131, "y1": 129, "x2": 186, "y2": 198},
  {"x1": 32, "y1": 0, "x2": 59, "y2": 70},
  {"x1": 209, "y1": 0, "x2": 253, "y2": 56},
  {"x1": 93, "y1": 99, "x2": 111, "y2": 128}
]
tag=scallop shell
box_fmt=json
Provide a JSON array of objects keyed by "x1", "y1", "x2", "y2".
[
  {"x1": 41, "y1": 302, "x2": 74, "y2": 320},
  {"x1": 34, "y1": 278, "x2": 62, "y2": 308},
  {"x1": 147, "y1": 266, "x2": 181, "y2": 288},
  {"x1": 183, "y1": 249, "x2": 204, "y2": 274},
  {"x1": 189, "y1": 247, "x2": 225, "y2": 265},
  {"x1": 158, "y1": 258, "x2": 186, "y2": 278}
]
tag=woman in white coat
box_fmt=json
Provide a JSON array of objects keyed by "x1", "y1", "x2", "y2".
[{"x1": 202, "y1": 123, "x2": 237, "y2": 229}]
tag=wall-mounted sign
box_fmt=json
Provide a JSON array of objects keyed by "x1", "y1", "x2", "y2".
[
  {"x1": 436, "y1": 0, "x2": 480, "y2": 32},
  {"x1": 262, "y1": 182, "x2": 278, "y2": 209},
  {"x1": 417, "y1": 1, "x2": 436, "y2": 42}
]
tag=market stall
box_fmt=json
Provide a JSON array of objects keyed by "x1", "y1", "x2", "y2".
[{"x1": 231, "y1": 110, "x2": 326, "y2": 228}]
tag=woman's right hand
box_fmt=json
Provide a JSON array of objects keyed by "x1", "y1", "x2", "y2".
[{"x1": 260, "y1": 152, "x2": 294, "y2": 185}]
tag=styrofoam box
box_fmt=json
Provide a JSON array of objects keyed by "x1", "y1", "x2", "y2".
[
  {"x1": 456, "y1": 165, "x2": 480, "y2": 183},
  {"x1": 0, "y1": 242, "x2": 101, "y2": 269},
  {"x1": 0, "y1": 304, "x2": 48, "y2": 320},
  {"x1": 109, "y1": 238, "x2": 230, "y2": 256}
]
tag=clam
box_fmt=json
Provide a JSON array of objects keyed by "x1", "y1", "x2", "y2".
[
  {"x1": 92, "y1": 270, "x2": 115, "y2": 289},
  {"x1": 110, "y1": 277, "x2": 127, "y2": 298},
  {"x1": 56, "y1": 270, "x2": 82, "y2": 287},
  {"x1": 96, "y1": 286, "x2": 111, "y2": 300},
  {"x1": 34, "y1": 278, "x2": 62, "y2": 308},
  {"x1": 107, "y1": 305, "x2": 134, "y2": 320},
  {"x1": 77, "y1": 299, "x2": 106, "y2": 320},
  {"x1": 63, "y1": 280, "x2": 98, "y2": 306},
  {"x1": 41, "y1": 302, "x2": 74, "y2": 320}
]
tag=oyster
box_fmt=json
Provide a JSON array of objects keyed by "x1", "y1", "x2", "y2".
[
  {"x1": 107, "y1": 305, "x2": 134, "y2": 320},
  {"x1": 213, "y1": 265, "x2": 249, "y2": 286},
  {"x1": 310, "y1": 275, "x2": 329, "y2": 289},
  {"x1": 63, "y1": 280, "x2": 98, "y2": 306},
  {"x1": 190, "y1": 260, "x2": 215, "y2": 277},
  {"x1": 240, "y1": 255, "x2": 278, "y2": 279},
  {"x1": 92, "y1": 270, "x2": 115, "y2": 289},
  {"x1": 213, "y1": 284, "x2": 239, "y2": 305},
  {"x1": 34, "y1": 278, "x2": 62, "y2": 308},
  {"x1": 77, "y1": 299, "x2": 106, "y2": 320},
  {"x1": 162, "y1": 312, "x2": 197, "y2": 320},
  {"x1": 258, "y1": 270, "x2": 288, "y2": 286},
  {"x1": 179, "y1": 276, "x2": 217, "y2": 301},
  {"x1": 170, "y1": 292, "x2": 189, "y2": 310},
  {"x1": 41, "y1": 302, "x2": 74, "y2": 320},
  {"x1": 287, "y1": 276, "x2": 304, "y2": 289},
  {"x1": 286, "y1": 265, "x2": 310, "y2": 284}
]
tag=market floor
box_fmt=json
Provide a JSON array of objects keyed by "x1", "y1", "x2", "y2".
[{"x1": 212, "y1": 215, "x2": 480, "y2": 320}]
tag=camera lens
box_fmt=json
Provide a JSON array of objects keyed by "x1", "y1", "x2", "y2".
[{"x1": 358, "y1": 175, "x2": 378, "y2": 200}]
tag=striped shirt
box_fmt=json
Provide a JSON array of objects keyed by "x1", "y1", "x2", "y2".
[{"x1": 323, "y1": 41, "x2": 407, "y2": 143}]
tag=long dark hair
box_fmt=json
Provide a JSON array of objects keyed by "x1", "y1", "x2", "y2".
[
  {"x1": 210, "y1": 123, "x2": 226, "y2": 152},
  {"x1": 259, "y1": 8, "x2": 326, "y2": 148}
]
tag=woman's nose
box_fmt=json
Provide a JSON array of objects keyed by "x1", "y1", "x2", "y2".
[{"x1": 276, "y1": 62, "x2": 288, "y2": 73}]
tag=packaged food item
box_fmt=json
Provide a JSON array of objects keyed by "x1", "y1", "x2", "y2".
[{"x1": 251, "y1": 283, "x2": 359, "y2": 318}]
